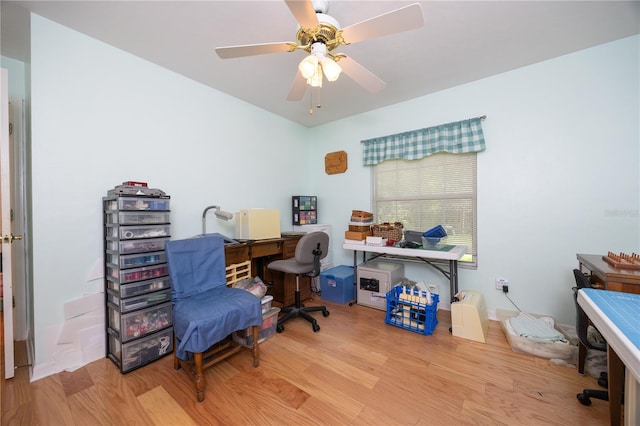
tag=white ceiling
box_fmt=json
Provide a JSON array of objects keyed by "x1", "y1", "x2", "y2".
[{"x1": 2, "y1": 1, "x2": 639, "y2": 127}]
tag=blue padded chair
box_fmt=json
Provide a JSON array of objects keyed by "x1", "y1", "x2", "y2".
[{"x1": 166, "y1": 235, "x2": 262, "y2": 402}]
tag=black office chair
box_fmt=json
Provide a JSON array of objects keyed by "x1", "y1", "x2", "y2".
[
  {"x1": 572, "y1": 269, "x2": 609, "y2": 406},
  {"x1": 267, "y1": 231, "x2": 330, "y2": 332}
]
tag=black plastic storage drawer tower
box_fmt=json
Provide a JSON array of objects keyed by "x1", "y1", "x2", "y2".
[
  {"x1": 103, "y1": 189, "x2": 173, "y2": 373},
  {"x1": 292, "y1": 195, "x2": 317, "y2": 225}
]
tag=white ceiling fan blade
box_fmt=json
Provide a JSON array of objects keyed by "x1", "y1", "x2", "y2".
[
  {"x1": 287, "y1": 70, "x2": 307, "y2": 101},
  {"x1": 339, "y1": 56, "x2": 386, "y2": 93},
  {"x1": 340, "y1": 3, "x2": 424, "y2": 45},
  {"x1": 285, "y1": 0, "x2": 319, "y2": 30},
  {"x1": 215, "y1": 42, "x2": 295, "y2": 59}
]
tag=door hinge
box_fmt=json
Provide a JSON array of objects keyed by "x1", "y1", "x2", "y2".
[{"x1": 8, "y1": 122, "x2": 12, "y2": 135}]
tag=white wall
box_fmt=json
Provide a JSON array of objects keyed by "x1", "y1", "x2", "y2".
[
  {"x1": 308, "y1": 35, "x2": 640, "y2": 324},
  {"x1": 1, "y1": 56, "x2": 26, "y2": 98},
  {"x1": 27, "y1": 12, "x2": 640, "y2": 377},
  {"x1": 29, "y1": 15, "x2": 309, "y2": 376}
]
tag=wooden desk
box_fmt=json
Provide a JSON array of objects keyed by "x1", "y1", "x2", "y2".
[
  {"x1": 578, "y1": 289, "x2": 640, "y2": 425},
  {"x1": 577, "y1": 253, "x2": 640, "y2": 294},
  {"x1": 224, "y1": 236, "x2": 310, "y2": 307}
]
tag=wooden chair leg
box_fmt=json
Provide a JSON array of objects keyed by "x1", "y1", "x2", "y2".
[
  {"x1": 173, "y1": 335, "x2": 180, "y2": 370},
  {"x1": 194, "y1": 352, "x2": 205, "y2": 402},
  {"x1": 251, "y1": 325, "x2": 260, "y2": 367},
  {"x1": 177, "y1": 330, "x2": 260, "y2": 402}
]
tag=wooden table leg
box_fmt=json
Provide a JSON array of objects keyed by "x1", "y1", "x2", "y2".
[{"x1": 608, "y1": 346, "x2": 624, "y2": 425}]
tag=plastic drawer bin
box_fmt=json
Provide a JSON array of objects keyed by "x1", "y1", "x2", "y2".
[
  {"x1": 320, "y1": 265, "x2": 355, "y2": 304},
  {"x1": 105, "y1": 197, "x2": 170, "y2": 212},
  {"x1": 422, "y1": 225, "x2": 447, "y2": 247},
  {"x1": 233, "y1": 307, "x2": 280, "y2": 347},
  {"x1": 106, "y1": 263, "x2": 168, "y2": 284},
  {"x1": 106, "y1": 251, "x2": 167, "y2": 269},
  {"x1": 108, "y1": 301, "x2": 172, "y2": 342},
  {"x1": 107, "y1": 288, "x2": 172, "y2": 313},
  {"x1": 106, "y1": 224, "x2": 170, "y2": 240},
  {"x1": 385, "y1": 286, "x2": 439, "y2": 335},
  {"x1": 106, "y1": 237, "x2": 169, "y2": 254},
  {"x1": 107, "y1": 276, "x2": 171, "y2": 298},
  {"x1": 260, "y1": 295, "x2": 273, "y2": 314},
  {"x1": 105, "y1": 211, "x2": 171, "y2": 225},
  {"x1": 108, "y1": 326, "x2": 173, "y2": 373}
]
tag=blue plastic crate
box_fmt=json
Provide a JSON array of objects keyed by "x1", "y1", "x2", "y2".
[{"x1": 385, "y1": 286, "x2": 439, "y2": 335}]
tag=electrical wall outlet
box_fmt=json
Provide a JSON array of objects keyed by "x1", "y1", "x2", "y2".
[{"x1": 496, "y1": 278, "x2": 509, "y2": 290}]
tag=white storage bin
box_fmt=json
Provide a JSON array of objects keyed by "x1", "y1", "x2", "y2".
[
  {"x1": 261, "y1": 295, "x2": 273, "y2": 314},
  {"x1": 498, "y1": 309, "x2": 577, "y2": 362},
  {"x1": 233, "y1": 307, "x2": 280, "y2": 347}
]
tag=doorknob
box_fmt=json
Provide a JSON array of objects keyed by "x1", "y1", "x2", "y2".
[{"x1": 1, "y1": 234, "x2": 23, "y2": 243}]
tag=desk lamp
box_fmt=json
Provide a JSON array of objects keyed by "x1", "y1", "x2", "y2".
[{"x1": 202, "y1": 205, "x2": 234, "y2": 234}]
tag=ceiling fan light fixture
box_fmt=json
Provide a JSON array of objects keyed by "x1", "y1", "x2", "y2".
[
  {"x1": 321, "y1": 57, "x2": 341, "y2": 82},
  {"x1": 307, "y1": 64, "x2": 323, "y2": 87},
  {"x1": 299, "y1": 54, "x2": 319, "y2": 79}
]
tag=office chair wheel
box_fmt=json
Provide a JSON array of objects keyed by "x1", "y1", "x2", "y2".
[
  {"x1": 322, "y1": 309, "x2": 330, "y2": 317},
  {"x1": 577, "y1": 393, "x2": 592, "y2": 406},
  {"x1": 598, "y1": 372, "x2": 608, "y2": 388},
  {"x1": 313, "y1": 323, "x2": 320, "y2": 332},
  {"x1": 277, "y1": 324, "x2": 284, "y2": 333}
]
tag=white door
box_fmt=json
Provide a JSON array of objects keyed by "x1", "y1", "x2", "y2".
[{"x1": 1, "y1": 68, "x2": 20, "y2": 379}]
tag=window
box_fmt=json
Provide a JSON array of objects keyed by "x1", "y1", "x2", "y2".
[
  {"x1": 372, "y1": 151, "x2": 477, "y2": 267},
  {"x1": 363, "y1": 116, "x2": 485, "y2": 267}
]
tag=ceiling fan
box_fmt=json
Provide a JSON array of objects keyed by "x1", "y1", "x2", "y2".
[{"x1": 215, "y1": 0, "x2": 424, "y2": 102}]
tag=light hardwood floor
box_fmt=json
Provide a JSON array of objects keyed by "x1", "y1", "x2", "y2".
[{"x1": 1, "y1": 297, "x2": 610, "y2": 425}]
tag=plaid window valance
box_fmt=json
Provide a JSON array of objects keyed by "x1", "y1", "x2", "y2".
[{"x1": 361, "y1": 117, "x2": 486, "y2": 166}]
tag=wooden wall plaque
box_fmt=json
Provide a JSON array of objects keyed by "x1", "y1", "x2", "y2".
[{"x1": 324, "y1": 150, "x2": 348, "y2": 175}]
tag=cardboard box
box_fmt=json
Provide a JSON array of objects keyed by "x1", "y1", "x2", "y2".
[
  {"x1": 348, "y1": 224, "x2": 371, "y2": 232},
  {"x1": 345, "y1": 230, "x2": 373, "y2": 241}
]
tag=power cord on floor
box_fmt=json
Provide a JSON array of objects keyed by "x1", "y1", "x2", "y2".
[{"x1": 502, "y1": 285, "x2": 522, "y2": 312}]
